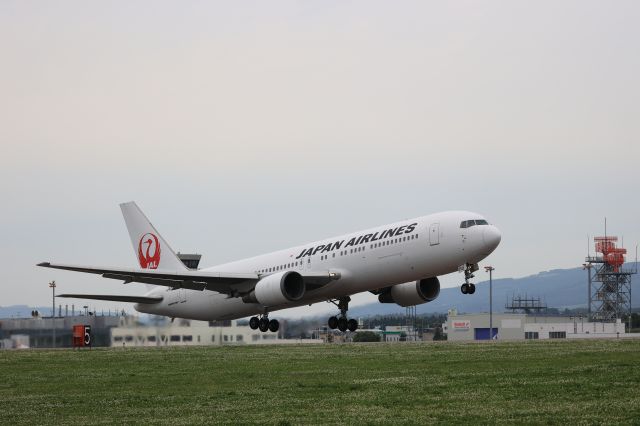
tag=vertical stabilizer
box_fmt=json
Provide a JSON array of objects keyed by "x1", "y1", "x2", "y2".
[{"x1": 120, "y1": 202, "x2": 187, "y2": 271}]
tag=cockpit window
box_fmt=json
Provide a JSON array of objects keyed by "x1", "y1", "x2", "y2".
[{"x1": 460, "y1": 219, "x2": 489, "y2": 228}]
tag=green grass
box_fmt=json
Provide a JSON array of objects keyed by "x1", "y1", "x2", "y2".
[{"x1": 1, "y1": 339, "x2": 639, "y2": 425}]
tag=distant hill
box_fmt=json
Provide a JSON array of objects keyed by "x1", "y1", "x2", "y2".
[
  {"x1": 0, "y1": 305, "x2": 51, "y2": 319},
  {"x1": 349, "y1": 262, "x2": 639, "y2": 317}
]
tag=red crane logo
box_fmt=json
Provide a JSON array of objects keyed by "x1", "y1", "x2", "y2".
[{"x1": 138, "y1": 233, "x2": 161, "y2": 269}]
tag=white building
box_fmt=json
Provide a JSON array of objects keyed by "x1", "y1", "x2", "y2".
[
  {"x1": 110, "y1": 317, "x2": 279, "y2": 347},
  {"x1": 444, "y1": 313, "x2": 627, "y2": 341},
  {"x1": 0, "y1": 334, "x2": 29, "y2": 349},
  {"x1": 383, "y1": 325, "x2": 417, "y2": 342}
]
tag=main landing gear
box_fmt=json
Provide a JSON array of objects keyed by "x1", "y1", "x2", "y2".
[
  {"x1": 461, "y1": 263, "x2": 478, "y2": 295},
  {"x1": 249, "y1": 314, "x2": 279, "y2": 333},
  {"x1": 327, "y1": 297, "x2": 358, "y2": 332}
]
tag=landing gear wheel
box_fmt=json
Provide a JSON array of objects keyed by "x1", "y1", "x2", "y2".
[
  {"x1": 328, "y1": 316, "x2": 338, "y2": 330},
  {"x1": 268, "y1": 319, "x2": 279, "y2": 332},
  {"x1": 337, "y1": 317, "x2": 348, "y2": 332},
  {"x1": 461, "y1": 263, "x2": 478, "y2": 295},
  {"x1": 347, "y1": 319, "x2": 358, "y2": 332},
  {"x1": 259, "y1": 317, "x2": 269, "y2": 332},
  {"x1": 249, "y1": 316, "x2": 259, "y2": 330},
  {"x1": 328, "y1": 296, "x2": 352, "y2": 332}
]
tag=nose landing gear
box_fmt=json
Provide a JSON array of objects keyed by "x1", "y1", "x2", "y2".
[
  {"x1": 461, "y1": 263, "x2": 478, "y2": 295},
  {"x1": 327, "y1": 297, "x2": 358, "y2": 332}
]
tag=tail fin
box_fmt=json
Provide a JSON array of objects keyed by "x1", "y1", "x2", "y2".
[{"x1": 120, "y1": 202, "x2": 187, "y2": 271}]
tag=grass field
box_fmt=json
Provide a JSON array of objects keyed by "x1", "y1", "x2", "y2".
[{"x1": 1, "y1": 339, "x2": 639, "y2": 425}]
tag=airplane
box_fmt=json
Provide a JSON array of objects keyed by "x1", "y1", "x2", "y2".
[{"x1": 38, "y1": 202, "x2": 501, "y2": 333}]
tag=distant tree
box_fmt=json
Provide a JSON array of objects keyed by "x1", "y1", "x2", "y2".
[
  {"x1": 352, "y1": 331, "x2": 381, "y2": 342},
  {"x1": 623, "y1": 313, "x2": 640, "y2": 330},
  {"x1": 433, "y1": 326, "x2": 447, "y2": 341}
]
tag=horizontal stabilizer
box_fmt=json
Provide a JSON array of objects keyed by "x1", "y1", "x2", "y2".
[{"x1": 56, "y1": 294, "x2": 163, "y2": 304}]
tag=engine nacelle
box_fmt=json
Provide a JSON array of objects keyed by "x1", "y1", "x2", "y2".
[
  {"x1": 242, "y1": 271, "x2": 305, "y2": 307},
  {"x1": 378, "y1": 277, "x2": 440, "y2": 307}
]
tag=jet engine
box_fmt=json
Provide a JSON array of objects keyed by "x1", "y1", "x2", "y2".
[
  {"x1": 378, "y1": 277, "x2": 440, "y2": 307},
  {"x1": 242, "y1": 271, "x2": 305, "y2": 306}
]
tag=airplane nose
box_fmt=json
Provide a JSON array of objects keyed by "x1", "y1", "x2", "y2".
[{"x1": 482, "y1": 226, "x2": 502, "y2": 253}]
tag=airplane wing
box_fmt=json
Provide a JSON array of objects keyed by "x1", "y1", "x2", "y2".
[
  {"x1": 56, "y1": 294, "x2": 163, "y2": 304},
  {"x1": 38, "y1": 262, "x2": 258, "y2": 294},
  {"x1": 37, "y1": 262, "x2": 336, "y2": 295}
]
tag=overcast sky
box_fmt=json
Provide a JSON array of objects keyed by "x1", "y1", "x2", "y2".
[{"x1": 1, "y1": 1, "x2": 638, "y2": 318}]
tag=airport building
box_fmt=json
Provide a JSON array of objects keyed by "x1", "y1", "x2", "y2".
[
  {"x1": 444, "y1": 312, "x2": 627, "y2": 341},
  {"x1": 0, "y1": 334, "x2": 29, "y2": 349},
  {"x1": 110, "y1": 317, "x2": 283, "y2": 347},
  {"x1": 0, "y1": 315, "x2": 121, "y2": 348}
]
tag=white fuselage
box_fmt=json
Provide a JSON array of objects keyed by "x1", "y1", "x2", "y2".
[{"x1": 135, "y1": 211, "x2": 501, "y2": 320}]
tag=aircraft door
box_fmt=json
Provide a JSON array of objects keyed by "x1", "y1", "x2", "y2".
[{"x1": 429, "y1": 223, "x2": 440, "y2": 246}]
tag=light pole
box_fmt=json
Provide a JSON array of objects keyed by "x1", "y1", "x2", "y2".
[
  {"x1": 484, "y1": 266, "x2": 494, "y2": 340},
  {"x1": 48, "y1": 280, "x2": 56, "y2": 348}
]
